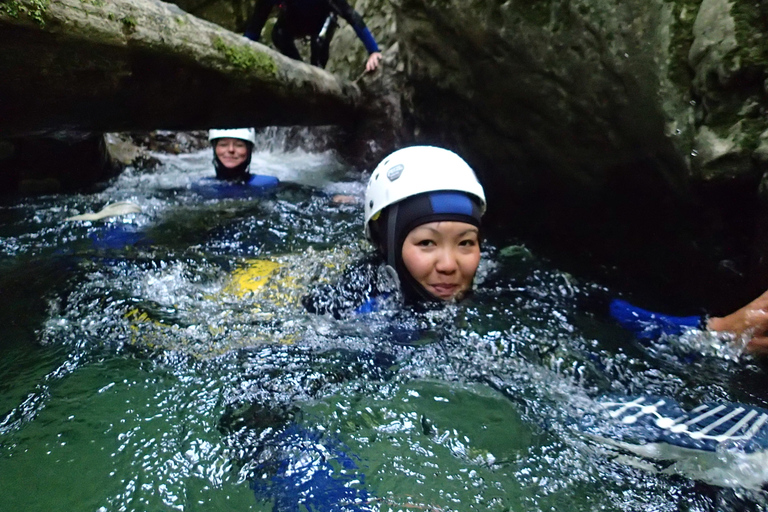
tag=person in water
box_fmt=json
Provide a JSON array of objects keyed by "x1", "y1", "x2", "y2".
[
  {"x1": 248, "y1": 147, "x2": 768, "y2": 508},
  {"x1": 208, "y1": 128, "x2": 256, "y2": 181},
  {"x1": 244, "y1": 0, "x2": 382, "y2": 72},
  {"x1": 303, "y1": 144, "x2": 768, "y2": 357},
  {"x1": 302, "y1": 145, "x2": 485, "y2": 318},
  {"x1": 228, "y1": 146, "x2": 487, "y2": 509}
]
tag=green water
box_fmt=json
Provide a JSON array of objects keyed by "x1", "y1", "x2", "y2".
[{"x1": 1, "y1": 143, "x2": 767, "y2": 511}]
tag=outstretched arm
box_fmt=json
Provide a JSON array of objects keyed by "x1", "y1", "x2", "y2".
[
  {"x1": 707, "y1": 289, "x2": 768, "y2": 354},
  {"x1": 328, "y1": 0, "x2": 382, "y2": 72}
]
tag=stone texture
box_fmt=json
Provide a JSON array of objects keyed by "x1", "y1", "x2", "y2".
[
  {"x1": 755, "y1": 129, "x2": 768, "y2": 163},
  {"x1": 688, "y1": 0, "x2": 738, "y2": 88},
  {"x1": 0, "y1": 0, "x2": 362, "y2": 137}
]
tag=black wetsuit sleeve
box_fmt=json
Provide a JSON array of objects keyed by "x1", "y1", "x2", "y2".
[
  {"x1": 244, "y1": 0, "x2": 277, "y2": 41},
  {"x1": 326, "y1": 0, "x2": 380, "y2": 53},
  {"x1": 301, "y1": 258, "x2": 386, "y2": 318}
]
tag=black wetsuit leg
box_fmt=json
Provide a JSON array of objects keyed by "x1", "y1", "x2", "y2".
[
  {"x1": 271, "y1": 12, "x2": 302, "y2": 61},
  {"x1": 310, "y1": 12, "x2": 337, "y2": 68}
]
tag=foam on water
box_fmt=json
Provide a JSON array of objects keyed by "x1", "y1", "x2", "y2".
[{"x1": 1, "y1": 140, "x2": 767, "y2": 511}]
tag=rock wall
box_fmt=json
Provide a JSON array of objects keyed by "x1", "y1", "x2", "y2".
[
  {"x1": 0, "y1": 133, "x2": 120, "y2": 195},
  {"x1": 390, "y1": 0, "x2": 768, "y2": 311}
]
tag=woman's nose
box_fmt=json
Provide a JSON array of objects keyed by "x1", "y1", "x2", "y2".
[{"x1": 435, "y1": 249, "x2": 458, "y2": 273}]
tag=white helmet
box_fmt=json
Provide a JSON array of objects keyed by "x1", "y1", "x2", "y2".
[
  {"x1": 364, "y1": 146, "x2": 486, "y2": 239},
  {"x1": 208, "y1": 128, "x2": 256, "y2": 145}
]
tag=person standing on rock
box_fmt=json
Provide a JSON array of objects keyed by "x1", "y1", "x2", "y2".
[{"x1": 244, "y1": 0, "x2": 382, "y2": 72}]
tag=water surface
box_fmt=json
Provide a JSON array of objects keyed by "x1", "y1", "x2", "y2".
[{"x1": 1, "y1": 135, "x2": 767, "y2": 511}]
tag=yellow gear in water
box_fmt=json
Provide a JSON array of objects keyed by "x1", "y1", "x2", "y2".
[
  {"x1": 122, "y1": 245, "x2": 362, "y2": 359},
  {"x1": 222, "y1": 259, "x2": 282, "y2": 297}
]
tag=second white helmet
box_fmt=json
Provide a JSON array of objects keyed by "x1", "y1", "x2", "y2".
[
  {"x1": 208, "y1": 128, "x2": 256, "y2": 145},
  {"x1": 364, "y1": 146, "x2": 486, "y2": 239}
]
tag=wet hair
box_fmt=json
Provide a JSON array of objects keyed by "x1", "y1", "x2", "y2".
[
  {"x1": 212, "y1": 139, "x2": 254, "y2": 181},
  {"x1": 369, "y1": 191, "x2": 483, "y2": 304}
]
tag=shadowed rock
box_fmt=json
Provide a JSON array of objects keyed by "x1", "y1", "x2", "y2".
[{"x1": 0, "y1": 0, "x2": 362, "y2": 137}]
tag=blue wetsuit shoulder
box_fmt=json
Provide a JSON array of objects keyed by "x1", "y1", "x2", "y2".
[{"x1": 191, "y1": 175, "x2": 280, "y2": 199}]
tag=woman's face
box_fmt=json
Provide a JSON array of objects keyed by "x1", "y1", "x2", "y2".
[
  {"x1": 401, "y1": 221, "x2": 481, "y2": 301},
  {"x1": 214, "y1": 138, "x2": 249, "y2": 169}
]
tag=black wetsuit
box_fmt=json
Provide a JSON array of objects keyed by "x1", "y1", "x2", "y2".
[
  {"x1": 244, "y1": 0, "x2": 379, "y2": 69},
  {"x1": 301, "y1": 255, "x2": 468, "y2": 346},
  {"x1": 301, "y1": 256, "x2": 393, "y2": 319}
]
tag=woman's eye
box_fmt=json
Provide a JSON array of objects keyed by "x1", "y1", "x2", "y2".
[
  {"x1": 459, "y1": 239, "x2": 477, "y2": 247},
  {"x1": 416, "y1": 239, "x2": 435, "y2": 247}
]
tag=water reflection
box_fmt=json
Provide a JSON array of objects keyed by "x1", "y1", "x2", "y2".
[{"x1": 0, "y1": 134, "x2": 766, "y2": 511}]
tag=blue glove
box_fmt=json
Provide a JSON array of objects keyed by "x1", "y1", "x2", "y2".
[
  {"x1": 609, "y1": 299, "x2": 704, "y2": 340},
  {"x1": 251, "y1": 425, "x2": 372, "y2": 511},
  {"x1": 353, "y1": 293, "x2": 387, "y2": 315}
]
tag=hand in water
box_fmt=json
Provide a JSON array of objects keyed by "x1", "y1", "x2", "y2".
[
  {"x1": 331, "y1": 194, "x2": 357, "y2": 205},
  {"x1": 365, "y1": 52, "x2": 382, "y2": 72},
  {"x1": 708, "y1": 289, "x2": 768, "y2": 354}
]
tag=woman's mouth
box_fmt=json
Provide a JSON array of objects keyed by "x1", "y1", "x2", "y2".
[
  {"x1": 220, "y1": 156, "x2": 242, "y2": 167},
  {"x1": 429, "y1": 283, "x2": 459, "y2": 299}
]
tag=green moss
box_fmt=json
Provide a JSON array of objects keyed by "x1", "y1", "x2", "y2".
[
  {"x1": 213, "y1": 37, "x2": 278, "y2": 76},
  {"x1": 665, "y1": 0, "x2": 703, "y2": 91},
  {"x1": 730, "y1": 1, "x2": 768, "y2": 70},
  {"x1": 514, "y1": 0, "x2": 553, "y2": 27},
  {"x1": 741, "y1": 118, "x2": 768, "y2": 153},
  {"x1": 706, "y1": 117, "x2": 767, "y2": 156},
  {"x1": 121, "y1": 15, "x2": 137, "y2": 33},
  {"x1": 0, "y1": 0, "x2": 50, "y2": 27}
]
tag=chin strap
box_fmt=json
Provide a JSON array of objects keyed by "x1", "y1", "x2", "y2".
[
  {"x1": 383, "y1": 264, "x2": 400, "y2": 291},
  {"x1": 382, "y1": 201, "x2": 458, "y2": 304},
  {"x1": 386, "y1": 203, "x2": 398, "y2": 269}
]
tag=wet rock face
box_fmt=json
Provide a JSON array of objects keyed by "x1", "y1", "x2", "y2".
[
  {"x1": 390, "y1": 0, "x2": 768, "y2": 309},
  {"x1": 397, "y1": 0, "x2": 682, "y2": 196},
  {"x1": 0, "y1": 133, "x2": 121, "y2": 195},
  {"x1": 687, "y1": 0, "x2": 768, "y2": 182}
]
